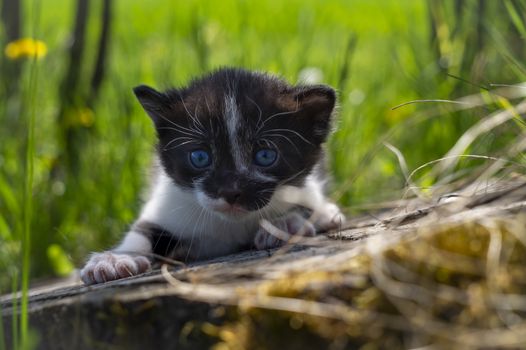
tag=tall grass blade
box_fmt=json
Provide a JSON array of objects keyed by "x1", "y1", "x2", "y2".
[
  {"x1": 504, "y1": 0, "x2": 526, "y2": 37},
  {"x1": 20, "y1": 0, "x2": 42, "y2": 348},
  {"x1": 20, "y1": 56, "x2": 38, "y2": 349}
]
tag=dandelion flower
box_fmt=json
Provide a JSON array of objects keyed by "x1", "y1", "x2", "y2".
[{"x1": 4, "y1": 38, "x2": 48, "y2": 60}]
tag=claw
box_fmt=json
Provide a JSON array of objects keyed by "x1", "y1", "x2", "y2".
[{"x1": 80, "y1": 252, "x2": 151, "y2": 285}]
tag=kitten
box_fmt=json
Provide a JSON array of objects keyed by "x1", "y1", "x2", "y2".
[{"x1": 80, "y1": 68, "x2": 344, "y2": 285}]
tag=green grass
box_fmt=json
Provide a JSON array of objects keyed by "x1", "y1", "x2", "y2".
[
  {"x1": 1, "y1": 0, "x2": 526, "y2": 347},
  {"x1": 20, "y1": 44, "x2": 38, "y2": 350}
]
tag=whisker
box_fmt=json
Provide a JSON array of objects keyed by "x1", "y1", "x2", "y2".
[
  {"x1": 278, "y1": 168, "x2": 308, "y2": 185},
  {"x1": 260, "y1": 138, "x2": 280, "y2": 151},
  {"x1": 166, "y1": 204, "x2": 201, "y2": 259},
  {"x1": 163, "y1": 139, "x2": 199, "y2": 151},
  {"x1": 261, "y1": 128, "x2": 313, "y2": 145},
  {"x1": 256, "y1": 106, "x2": 301, "y2": 134},
  {"x1": 195, "y1": 207, "x2": 211, "y2": 259},
  {"x1": 246, "y1": 95, "x2": 263, "y2": 130},
  {"x1": 179, "y1": 97, "x2": 206, "y2": 137},
  {"x1": 264, "y1": 201, "x2": 287, "y2": 220},
  {"x1": 156, "y1": 121, "x2": 198, "y2": 138},
  {"x1": 157, "y1": 125, "x2": 201, "y2": 139},
  {"x1": 151, "y1": 227, "x2": 166, "y2": 256},
  {"x1": 262, "y1": 133, "x2": 301, "y2": 154},
  {"x1": 193, "y1": 102, "x2": 206, "y2": 132},
  {"x1": 260, "y1": 138, "x2": 293, "y2": 168},
  {"x1": 163, "y1": 136, "x2": 196, "y2": 149},
  {"x1": 186, "y1": 206, "x2": 206, "y2": 261}
]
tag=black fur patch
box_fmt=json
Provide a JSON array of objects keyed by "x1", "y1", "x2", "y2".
[
  {"x1": 133, "y1": 221, "x2": 199, "y2": 262},
  {"x1": 133, "y1": 220, "x2": 252, "y2": 262}
]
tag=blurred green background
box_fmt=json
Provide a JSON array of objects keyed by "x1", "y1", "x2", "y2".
[{"x1": 1, "y1": 0, "x2": 525, "y2": 292}]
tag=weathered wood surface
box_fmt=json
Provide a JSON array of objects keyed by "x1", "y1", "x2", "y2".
[
  {"x1": 2, "y1": 180, "x2": 526, "y2": 350},
  {"x1": 2, "y1": 240, "x2": 375, "y2": 349}
]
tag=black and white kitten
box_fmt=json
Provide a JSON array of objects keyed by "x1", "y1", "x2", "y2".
[{"x1": 80, "y1": 68, "x2": 344, "y2": 285}]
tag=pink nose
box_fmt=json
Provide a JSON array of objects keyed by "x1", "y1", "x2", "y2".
[{"x1": 213, "y1": 200, "x2": 247, "y2": 214}]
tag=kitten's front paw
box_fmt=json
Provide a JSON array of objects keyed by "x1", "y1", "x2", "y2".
[
  {"x1": 80, "y1": 252, "x2": 151, "y2": 285},
  {"x1": 254, "y1": 212, "x2": 316, "y2": 250},
  {"x1": 314, "y1": 202, "x2": 346, "y2": 231}
]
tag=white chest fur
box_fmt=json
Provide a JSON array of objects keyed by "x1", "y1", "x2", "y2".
[{"x1": 132, "y1": 170, "x2": 289, "y2": 257}]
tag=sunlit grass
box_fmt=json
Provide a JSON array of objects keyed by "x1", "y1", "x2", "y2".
[
  {"x1": 0, "y1": 0, "x2": 432, "y2": 285},
  {"x1": 19, "y1": 52, "x2": 38, "y2": 350}
]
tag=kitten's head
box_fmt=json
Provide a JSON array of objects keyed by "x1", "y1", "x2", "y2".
[{"x1": 134, "y1": 68, "x2": 336, "y2": 219}]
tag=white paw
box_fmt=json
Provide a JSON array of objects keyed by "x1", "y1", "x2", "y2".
[
  {"x1": 80, "y1": 252, "x2": 151, "y2": 285},
  {"x1": 254, "y1": 212, "x2": 316, "y2": 250},
  {"x1": 314, "y1": 202, "x2": 345, "y2": 231}
]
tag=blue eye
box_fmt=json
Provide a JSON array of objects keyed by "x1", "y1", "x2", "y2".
[
  {"x1": 254, "y1": 149, "x2": 277, "y2": 167},
  {"x1": 189, "y1": 150, "x2": 211, "y2": 168}
]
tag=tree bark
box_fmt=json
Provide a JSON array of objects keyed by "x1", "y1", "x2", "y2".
[
  {"x1": 56, "y1": 0, "x2": 90, "y2": 176},
  {"x1": 0, "y1": 0, "x2": 22, "y2": 98},
  {"x1": 88, "y1": 0, "x2": 112, "y2": 108}
]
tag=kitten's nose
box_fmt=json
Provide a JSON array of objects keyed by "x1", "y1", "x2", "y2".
[{"x1": 219, "y1": 189, "x2": 242, "y2": 205}]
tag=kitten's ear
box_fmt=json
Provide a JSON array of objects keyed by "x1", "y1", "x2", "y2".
[
  {"x1": 133, "y1": 85, "x2": 170, "y2": 125},
  {"x1": 294, "y1": 85, "x2": 336, "y2": 142}
]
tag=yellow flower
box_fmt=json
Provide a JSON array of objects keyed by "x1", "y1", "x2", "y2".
[
  {"x1": 78, "y1": 108, "x2": 94, "y2": 127},
  {"x1": 4, "y1": 38, "x2": 48, "y2": 60},
  {"x1": 65, "y1": 107, "x2": 95, "y2": 128}
]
